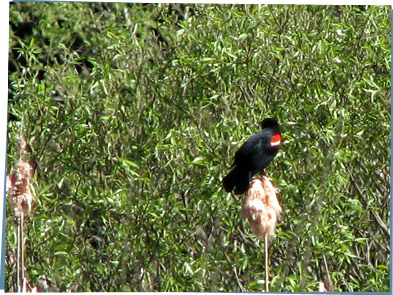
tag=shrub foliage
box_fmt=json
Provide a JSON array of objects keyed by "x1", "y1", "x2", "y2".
[{"x1": 7, "y1": 3, "x2": 390, "y2": 292}]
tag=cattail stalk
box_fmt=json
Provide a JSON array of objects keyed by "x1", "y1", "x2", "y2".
[{"x1": 265, "y1": 233, "x2": 269, "y2": 292}]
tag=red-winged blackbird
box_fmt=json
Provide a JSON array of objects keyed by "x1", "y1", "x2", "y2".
[{"x1": 222, "y1": 118, "x2": 281, "y2": 195}]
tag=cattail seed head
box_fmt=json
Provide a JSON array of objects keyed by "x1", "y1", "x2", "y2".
[
  {"x1": 241, "y1": 176, "x2": 282, "y2": 242},
  {"x1": 6, "y1": 160, "x2": 35, "y2": 216}
]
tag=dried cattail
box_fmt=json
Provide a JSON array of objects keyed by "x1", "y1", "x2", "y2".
[
  {"x1": 16, "y1": 135, "x2": 31, "y2": 153},
  {"x1": 242, "y1": 176, "x2": 282, "y2": 242},
  {"x1": 319, "y1": 279, "x2": 334, "y2": 292},
  {"x1": 6, "y1": 160, "x2": 35, "y2": 216},
  {"x1": 8, "y1": 133, "x2": 36, "y2": 292},
  {"x1": 241, "y1": 176, "x2": 282, "y2": 292}
]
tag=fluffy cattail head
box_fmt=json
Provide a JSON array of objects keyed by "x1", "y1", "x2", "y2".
[
  {"x1": 6, "y1": 160, "x2": 35, "y2": 216},
  {"x1": 241, "y1": 176, "x2": 282, "y2": 242},
  {"x1": 16, "y1": 135, "x2": 31, "y2": 153}
]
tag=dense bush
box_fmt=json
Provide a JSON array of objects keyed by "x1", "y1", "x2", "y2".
[{"x1": 7, "y1": 3, "x2": 390, "y2": 292}]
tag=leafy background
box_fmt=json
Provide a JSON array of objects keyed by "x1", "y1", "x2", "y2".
[{"x1": 6, "y1": 3, "x2": 390, "y2": 292}]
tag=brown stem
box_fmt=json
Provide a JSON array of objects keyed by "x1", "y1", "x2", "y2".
[
  {"x1": 265, "y1": 233, "x2": 269, "y2": 292},
  {"x1": 16, "y1": 216, "x2": 22, "y2": 292},
  {"x1": 21, "y1": 213, "x2": 25, "y2": 292}
]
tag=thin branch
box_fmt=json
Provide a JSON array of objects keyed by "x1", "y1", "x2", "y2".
[{"x1": 348, "y1": 171, "x2": 390, "y2": 238}]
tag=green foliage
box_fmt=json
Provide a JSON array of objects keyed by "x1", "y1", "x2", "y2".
[{"x1": 7, "y1": 3, "x2": 390, "y2": 292}]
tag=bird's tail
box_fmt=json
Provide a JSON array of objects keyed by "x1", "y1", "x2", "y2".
[{"x1": 222, "y1": 168, "x2": 250, "y2": 195}]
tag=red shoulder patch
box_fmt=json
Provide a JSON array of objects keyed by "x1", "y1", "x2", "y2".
[{"x1": 270, "y1": 133, "x2": 281, "y2": 147}]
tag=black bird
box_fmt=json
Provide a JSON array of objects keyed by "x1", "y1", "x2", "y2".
[{"x1": 222, "y1": 118, "x2": 281, "y2": 195}]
